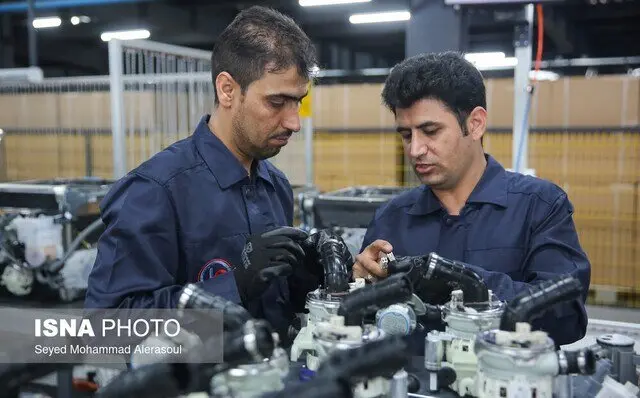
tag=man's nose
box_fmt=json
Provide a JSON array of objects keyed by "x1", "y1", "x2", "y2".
[
  {"x1": 282, "y1": 109, "x2": 301, "y2": 133},
  {"x1": 409, "y1": 131, "x2": 427, "y2": 158}
]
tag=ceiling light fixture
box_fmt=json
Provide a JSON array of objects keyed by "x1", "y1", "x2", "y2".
[
  {"x1": 100, "y1": 29, "x2": 150, "y2": 42},
  {"x1": 464, "y1": 51, "x2": 518, "y2": 70},
  {"x1": 32, "y1": 17, "x2": 62, "y2": 29},
  {"x1": 71, "y1": 15, "x2": 91, "y2": 25},
  {"x1": 349, "y1": 10, "x2": 411, "y2": 24},
  {"x1": 529, "y1": 70, "x2": 560, "y2": 81},
  {"x1": 300, "y1": 0, "x2": 371, "y2": 6}
]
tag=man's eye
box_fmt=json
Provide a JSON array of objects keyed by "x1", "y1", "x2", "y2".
[{"x1": 270, "y1": 100, "x2": 285, "y2": 108}]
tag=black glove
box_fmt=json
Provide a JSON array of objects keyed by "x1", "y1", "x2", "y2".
[
  {"x1": 236, "y1": 227, "x2": 309, "y2": 305},
  {"x1": 300, "y1": 229, "x2": 353, "y2": 293}
]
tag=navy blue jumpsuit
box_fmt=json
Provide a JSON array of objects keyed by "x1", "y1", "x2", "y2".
[
  {"x1": 361, "y1": 155, "x2": 591, "y2": 346},
  {"x1": 85, "y1": 115, "x2": 298, "y2": 335}
]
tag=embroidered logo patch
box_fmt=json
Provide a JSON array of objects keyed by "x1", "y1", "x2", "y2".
[{"x1": 197, "y1": 258, "x2": 232, "y2": 281}]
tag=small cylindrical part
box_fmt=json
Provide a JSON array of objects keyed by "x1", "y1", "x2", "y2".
[
  {"x1": 427, "y1": 371, "x2": 439, "y2": 392},
  {"x1": 450, "y1": 289, "x2": 464, "y2": 305},
  {"x1": 557, "y1": 348, "x2": 596, "y2": 375},
  {"x1": 424, "y1": 333, "x2": 441, "y2": 371},
  {"x1": 390, "y1": 369, "x2": 409, "y2": 398}
]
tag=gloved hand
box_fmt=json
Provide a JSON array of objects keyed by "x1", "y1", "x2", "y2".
[
  {"x1": 300, "y1": 229, "x2": 353, "y2": 293},
  {"x1": 236, "y1": 227, "x2": 309, "y2": 305}
]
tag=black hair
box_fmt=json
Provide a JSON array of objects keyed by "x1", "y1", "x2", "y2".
[
  {"x1": 211, "y1": 6, "x2": 317, "y2": 104},
  {"x1": 381, "y1": 51, "x2": 486, "y2": 135}
]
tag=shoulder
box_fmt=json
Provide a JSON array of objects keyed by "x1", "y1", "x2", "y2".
[
  {"x1": 372, "y1": 186, "x2": 424, "y2": 220},
  {"x1": 132, "y1": 135, "x2": 206, "y2": 186},
  {"x1": 505, "y1": 170, "x2": 567, "y2": 206},
  {"x1": 504, "y1": 172, "x2": 572, "y2": 223}
]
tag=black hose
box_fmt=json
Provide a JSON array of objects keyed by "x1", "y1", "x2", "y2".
[
  {"x1": 96, "y1": 320, "x2": 276, "y2": 398},
  {"x1": 50, "y1": 217, "x2": 104, "y2": 272},
  {"x1": 337, "y1": 273, "x2": 413, "y2": 326},
  {"x1": 425, "y1": 253, "x2": 489, "y2": 303},
  {"x1": 261, "y1": 378, "x2": 351, "y2": 398},
  {"x1": 0, "y1": 363, "x2": 76, "y2": 397},
  {"x1": 95, "y1": 362, "x2": 192, "y2": 398},
  {"x1": 177, "y1": 283, "x2": 251, "y2": 331},
  {"x1": 303, "y1": 230, "x2": 352, "y2": 294},
  {"x1": 499, "y1": 276, "x2": 583, "y2": 332},
  {"x1": 317, "y1": 335, "x2": 410, "y2": 381},
  {"x1": 387, "y1": 253, "x2": 489, "y2": 304}
]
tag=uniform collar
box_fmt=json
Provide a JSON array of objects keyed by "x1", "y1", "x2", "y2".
[
  {"x1": 407, "y1": 154, "x2": 508, "y2": 215},
  {"x1": 194, "y1": 115, "x2": 274, "y2": 189}
]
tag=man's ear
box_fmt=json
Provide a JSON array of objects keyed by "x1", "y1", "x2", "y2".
[
  {"x1": 215, "y1": 72, "x2": 237, "y2": 108},
  {"x1": 467, "y1": 106, "x2": 487, "y2": 142}
]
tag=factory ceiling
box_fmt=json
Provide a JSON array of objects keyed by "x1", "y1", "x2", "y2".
[{"x1": 0, "y1": 0, "x2": 639, "y2": 78}]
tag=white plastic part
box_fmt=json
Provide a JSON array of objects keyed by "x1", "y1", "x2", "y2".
[
  {"x1": 9, "y1": 216, "x2": 63, "y2": 267},
  {"x1": 595, "y1": 376, "x2": 640, "y2": 398}
]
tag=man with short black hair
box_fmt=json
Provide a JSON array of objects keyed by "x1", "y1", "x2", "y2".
[
  {"x1": 85, "y1": 6, "x2": 322, "y2": 336},
  {"x1": 353, "y1": 51, "x2": 591, "y2": 345}
]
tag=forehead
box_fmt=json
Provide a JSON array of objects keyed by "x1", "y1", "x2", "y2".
[
  {"x1": 249, "y1": 65, "x2": 309, "y2": 95},
  {"x1": 395, "y1": 98, "x2": 456, "y2": 125}
]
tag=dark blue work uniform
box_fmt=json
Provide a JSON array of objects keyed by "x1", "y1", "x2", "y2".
[
  {"x1": 361, "y1": 155, "x2": 591, "y2": 346},
  {"x1": 85, "y1": 115, "x2": 296, "y2": 335}
]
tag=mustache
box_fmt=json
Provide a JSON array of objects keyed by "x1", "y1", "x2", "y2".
[{"x1": 272, "y1": 131, "x2": 293, "y2": 139}]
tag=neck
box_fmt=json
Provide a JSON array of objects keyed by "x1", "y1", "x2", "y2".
[
  {"x1": 433, "y1": 152, "x2": 487, "y2": 216},
  {"x1": 208, "y1": 108, "x2": 254, "y2": 173}
]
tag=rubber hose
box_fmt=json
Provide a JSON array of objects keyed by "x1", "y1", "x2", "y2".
[{"x1": 499, "y1": 276, "x2": 583, "y2": 332}]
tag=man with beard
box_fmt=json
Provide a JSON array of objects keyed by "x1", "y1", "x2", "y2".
[
  {"x1": 85, "y1": 6, "x2": 334, "y2": 338},
  {"x1": 351, "y1": 52, "x2": 591, "y2": 346}
]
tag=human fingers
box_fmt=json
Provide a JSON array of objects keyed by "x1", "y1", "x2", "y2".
[{"x1": 355, "y1": 252, "x2": 388, "y2": 279}]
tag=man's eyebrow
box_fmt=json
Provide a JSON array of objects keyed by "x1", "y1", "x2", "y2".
[
  {"x1": 396, "y1": 121, "x2": 443, "y2": 133},
  {"x1": 267, "y1": 91, "x2": 308, "y2": 101}
]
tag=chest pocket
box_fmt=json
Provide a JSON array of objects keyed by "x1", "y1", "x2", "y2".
[
  {"x1": 184, "y1": 233, "x2": 247, "y2": 283},
  {"x1": 464, "y1": 247, "x2": 524, "y2": 279}
]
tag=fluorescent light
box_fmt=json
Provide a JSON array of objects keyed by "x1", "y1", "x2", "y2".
[
  {"x1": 465, "y1": 51, "x2": 518, "y2": 70},
  {"x1": 529, "y1": 70, "x2": 560, "y2": 81},
  {"x1": 100, "y1": 29, "x2": 150, "y2": 42},
  {"x1": 300, "y1": 0, "x2": 370, "y2": 6},
  {"x1": 71, "y1": 15, "x2": 91, "y2": 25},
  {"x1": 349, "y1": 10, "x2": 411, "y2": 24},
  {"x1": 32, "y1": 17, "x2": 61, "y2": 29}
]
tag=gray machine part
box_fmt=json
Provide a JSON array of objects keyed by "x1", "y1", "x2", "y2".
[
  {"x1": 595, "y1": 334, "x2": 640, "y2": 387},
  {"x1": 0, "y1": 178, "x2": 112, "y2": 220},
  {"x1": 299, "y1": 186, "x2": 409, "y2": 230}
]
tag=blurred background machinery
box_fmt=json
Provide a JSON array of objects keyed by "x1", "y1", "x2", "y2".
[{"x1": 0, "y1": 177, "x2": 110, "y2": 303}]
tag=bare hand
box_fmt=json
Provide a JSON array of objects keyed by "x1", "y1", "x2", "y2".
[{"x1": 353, "y1": 239, "x2": 393, "y2": 282}]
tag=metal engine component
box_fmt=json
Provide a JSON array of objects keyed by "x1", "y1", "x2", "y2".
[
  {"x1": 0, "y1": 263, "x2": 34, "y2": 296},
  {"x1": 594, "y1": 333, "x2": 640, "y2": 387},
  {"x1": 475, "y1": 322, "x2": 597, "y2": 398},
  {"x1": 290, "y1": 278, "x2": 365, "y2": 364},
  {"x1": 375, "y1": 303, "x2": 417, "y2": 337},
  {"x1": 475, "y1": 323, "x2": 560, "y2": 398},
  {"x1": 210, "y1": 346, "x2": 290, "y2": 398},
  {"x1": 425, "y1": 289, "x2": 505, "y2": 397}
]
